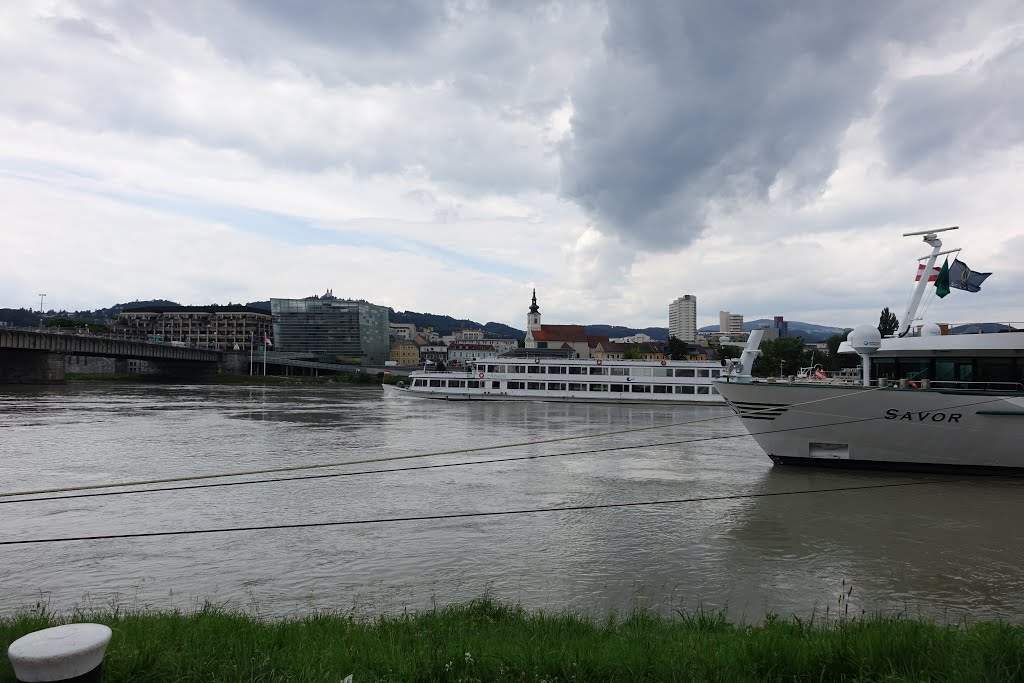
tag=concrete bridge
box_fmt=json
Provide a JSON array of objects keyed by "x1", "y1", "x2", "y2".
[{"x1": 0, "y1": 329, "x2": 220, "y2": 384}]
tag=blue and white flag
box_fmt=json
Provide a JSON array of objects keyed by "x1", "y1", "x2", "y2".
[{"x1": 948, "y1": 258, "x2": 991, "y2": 293}]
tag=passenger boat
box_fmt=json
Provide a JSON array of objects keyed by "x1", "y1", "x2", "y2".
[
  {"x1": 383, "y1": 357, "x2": 727, "y2": 404},
  {"x1": 715, "y1": 227, "x2": 1024, "y2": 474}
]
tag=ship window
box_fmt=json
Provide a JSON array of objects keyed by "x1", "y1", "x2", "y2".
[
  {"x1": 653, "y1": 385, "x2": 671, "y2": 393},
  {"x1": 507, "y1": 381, "x2": 524, "y2": 389},
  {"x1": 568, "y1": 383, "x2": 586, "y2": 391},
  {"x1": 487, "y1": 364, "x2": 506, "y2": 373},
  {"x1": 528, "y1": 365, "x2": 546, "y2": 374},
  {"x1": 467, "y1": 381, "x2": 481, "y2": 388},
  {"x1": 652, "y1": 368, "x2": 671, "y2": 377},
  {"x1": 697, "y1": 369, "x2": 711, "y2": 378},
  {"x1": 547, "y1": 382, "x2": 566, "y2": 391},
  {"x1": 977, "y1": 358, "x2": 1017, "y2": 385},
  {"x1": 568, "y1": 366, "x2": 585, "y2": 375},
  {"x1": 674, "y1": 386, "x2": 695, "y2": 394},
  {"x1": 873, "y1": 358, "x2": 897, "y2": 380},
  {"x1": 510, "y1": 365, "x2": 527, "y2": 373},
  {"x1": 631, "y1": 384, "x2": 651, "y2": 393},
  {"x1": 610, "y1": 367, "x2": 629, "y2": 376},
  {"x1": 449, "y1": 380, "x2": 465, "y2": 388},
  {"x1": 696, "y1": 386, "x2": 710, "y2": 394},
  {"x1": 589, "y1": 367, "x2": 608, "y2": 375},
  {"x1": 527, "y1": 382, "x2": 543, "y2": 390},
  {"x1": 901, "y1": 358, "x2": 931, "y2": 381},
  {"x1": 429, "y1": 380, "x2": 443, "y2": 387},
  {"x1": 710, "y1": 369, "x2": 721, "y2": 378},
  {"x1": 589, "y1": 383, "x2": 609, "y2": 392},
  {"x1": 610, "y1": 383, "x2": 628, "y2": 392},
  {"x1": 547, "y1": 366, "x2": 567, "y2": 374},
  {"x1": 674, "y1": 369, "x2": 695, "y2": 377},
  {"x1": 710, "y1": 386, "x2": 718, "y2": 394},
  {"x1": 633, "y1": 367, "x2": 652, "y2": 377},
  {"x1": 492, "y1": 381, "x2": 500, "y2": 389}
]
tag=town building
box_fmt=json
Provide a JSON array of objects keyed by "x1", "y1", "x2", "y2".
[
  {"x1": 389, "y1": 339, "x2": 421, "y2": 366},
  {"x1": 453, "y1": 328, "x2": 485, "y2": 341},
  {"x1": 389, "y1": 323, "x2": 417, "y2": 341},
  {"x1": 591, "y1": 341, "x2": 666, "y2": 361},
  {"x1": 773, "y1": 315, "x2": 788, "y2": 337},
  {"x1": 610, "y1": 333, "x2": 654, "y2": 344},
  {"x1": 480, "y1": 338, "x2": 519, "y2": 354},
  {"x1": 271, "y1": 291, "x2": 389, "y2": 365},
  {"x1": 114, "y1": 305, "x2": 271, "y2": 350},
  {"x1": 719, "y1": 311, "x2": 744, "y2": 335},
  {"x1": 418, "y1": 344, "x2": 448, "y2": 364},
  {"x1": 669, "y1": 295, "x2": 697, "y2": 342},
  {"x1": 447, "y1": 342, "x2": 498, "y2": 364},
  {"x1": 523, "y1": 291, "x2": 608, "y2": 359}
]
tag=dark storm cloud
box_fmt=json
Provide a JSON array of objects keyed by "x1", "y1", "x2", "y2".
[
  {"x1": 558, "y1": 0, "x2": 966, "y2": 251},
  {"x1": 880, "y1": 36, "x2": 1024, "y2": 178}
]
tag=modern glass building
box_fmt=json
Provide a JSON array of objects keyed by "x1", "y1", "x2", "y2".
[{"x1": 271, "y1": 294, "x2": 389, "y2": 365}]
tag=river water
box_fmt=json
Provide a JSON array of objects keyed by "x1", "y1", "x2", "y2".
[{"x1": 1, "y1": 382, "x2": 1021, "y2": 622}]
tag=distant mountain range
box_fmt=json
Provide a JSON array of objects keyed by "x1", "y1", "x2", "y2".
[{"x1": 1, "y1": 301, "x2": 855, "y2": 343}]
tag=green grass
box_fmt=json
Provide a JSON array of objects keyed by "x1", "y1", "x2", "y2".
[{"x1": 3, "y1": 597, "x2": 1022, "y2": 682}]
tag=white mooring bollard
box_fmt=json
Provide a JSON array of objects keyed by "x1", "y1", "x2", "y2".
[{"x1": 7, "y1": 623, "x2": 112, "y2": 683}]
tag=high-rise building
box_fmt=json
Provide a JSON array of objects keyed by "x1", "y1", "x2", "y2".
[
  {"x1": 719, "y1": 311, "x2": 744, "y2": 335},
  {"x1": 115, "y1": 305, "x2": 271, "y2": 350},
  {"x1": 668, "y1": 295, "x2": 697, "y2": 342},
  {"x1": 773, "y1": 315, "x2": 788, "y2": 338},
  {"x1": 271, "y1": 292, "x2": 389, "y2": 365}
]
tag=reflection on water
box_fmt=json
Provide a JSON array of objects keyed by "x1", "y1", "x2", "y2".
[{"x1": 0, "y1": 383, "x2": 1022, "y2": 622}]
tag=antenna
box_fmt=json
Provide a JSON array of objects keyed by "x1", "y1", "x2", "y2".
[
  {"x1": 902, "y1": 226, "x2": 958, "y2": 237},
  {"x1": 38, "y1": 294, "x2": 46, "y2": 313}
]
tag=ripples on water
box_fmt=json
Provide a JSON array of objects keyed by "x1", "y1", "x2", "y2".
[{"x1": 1, "y1": 383, "x2": 1022, "y2": 622}]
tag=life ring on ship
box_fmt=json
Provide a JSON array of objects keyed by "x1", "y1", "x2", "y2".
[
  {"x1": 596, "y1": 359, "x2": 603, "y2": 365},
  {"x1": 534, "y1": 358, "x2": 540, "y2": 364},
  {"x1": 478, "y1": 372, "x2": 485, "y2": 379},
  {"x1": 660, "y1": 360, "x2": 667, "y2": 366},
  {"x1": 908, "y1": 380, "x2": 919, "y2": 389}
]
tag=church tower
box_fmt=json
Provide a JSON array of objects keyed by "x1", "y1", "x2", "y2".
[{"x1": 527, "y1": 289, "x2": 542, "y2": 332}]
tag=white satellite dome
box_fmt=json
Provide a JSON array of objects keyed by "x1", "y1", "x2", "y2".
[
  {"x1": 847, "y1": 325, "x2": 882, "y2": 355},
  {"x1": 920, "y1": 322, "x2": 942, "y2": 337}
]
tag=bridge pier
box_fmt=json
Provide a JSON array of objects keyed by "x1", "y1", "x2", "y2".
[{"x1": 0, "y1": 350, "x2": 66, "y2": 384}]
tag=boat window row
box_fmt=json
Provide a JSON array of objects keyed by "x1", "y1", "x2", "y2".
[
  {"x1": 412, "y1": 378, "x2": 715, "y2": 394},
  {"x1": 480, "y1": 364, "x2": 720, "y2": 378},
  {"x1": 872, "y1": 357, "x2": 1024, "y2": 390}
]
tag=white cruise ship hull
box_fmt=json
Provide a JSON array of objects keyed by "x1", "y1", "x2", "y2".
[
  {"x1": 714, "y1": 379, "x2": 1024, "y2": 473},
  {"x1": 383, "y1": 382, "x2": 724, "y2": 405}
]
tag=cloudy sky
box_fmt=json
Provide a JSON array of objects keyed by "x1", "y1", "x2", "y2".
[{"x1": 2, "y1": 1, "x2": 1023, "y2": 330}]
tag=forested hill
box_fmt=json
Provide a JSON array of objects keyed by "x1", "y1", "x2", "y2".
[
  {"x1": 389, "y1": 310, "x2": 524, "y2": 339},
  {"x1": 583, "y1": 325, "x2": 669, "y2": 340}
]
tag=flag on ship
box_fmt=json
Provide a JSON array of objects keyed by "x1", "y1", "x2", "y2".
[
  {"x1": 915, "y1": 264, "x2": 941, "y2": 282},
  {"x1": 935, "y1": 258, "x2": 951, "y2": 298},
  {"x1": 948, "y1": 258, "x2": 991, "y2": 292},
  {"x1": 935, "y1": 257, "x2": 991, "y2": 298}
]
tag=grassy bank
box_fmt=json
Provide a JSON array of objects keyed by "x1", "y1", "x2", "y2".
[{"x1": 3, "y1": 598, "x2": 1022, "y2": 682}]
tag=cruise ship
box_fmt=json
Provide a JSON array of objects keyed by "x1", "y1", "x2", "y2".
[
  {"x1": 383, "y1": 357, "x2": 726, "y2": 404},
  {"x1": 715, "y1": 227, "x2": 1024, "y2": 474}
]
